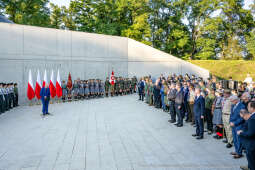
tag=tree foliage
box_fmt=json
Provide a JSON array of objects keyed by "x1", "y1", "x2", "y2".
[{"x1": 1, "y1": 0, "x2": 255, "y2": 60}]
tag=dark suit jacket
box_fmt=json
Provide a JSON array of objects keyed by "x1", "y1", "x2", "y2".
[
  {"x1": 230, "y1": 102, "x2": 246, "y2": 129},
  {"x1": 193, "y1": 95, "x2": 205, "y2": 117},
  {"x1": 40, "y1": 87, "x2": 50, "y2": 102},
  {"x1": 240, "y1": 113, "x2": 255, "y2": 151}
]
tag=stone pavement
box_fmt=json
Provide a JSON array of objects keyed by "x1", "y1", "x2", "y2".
[{"x1": 0, "y1": 94, "x2": 247, "y2": 170}]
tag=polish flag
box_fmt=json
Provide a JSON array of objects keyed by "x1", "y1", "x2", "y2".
[
  {"x1": 27, "y1": 69, "x2": 35, "y2": 100},
  {"x1": 56, "y1": 69, "x2": 62, "y2": 98},
  {"x1": 110, "y1": 71, "x2": 115, "y2": 85},
  {"x1": 43, "y1": 70, "x2": 48, "y2": 88},
  {"x1": 50, "y1": 70, "x2": 56, "y2": 98},
  {"x1": 35, "y1": 70, "x2": 42, "y2": 99}
]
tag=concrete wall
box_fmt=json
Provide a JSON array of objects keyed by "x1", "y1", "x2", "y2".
[
  {"x1": 0, "y1": 23, "x2": 209, "y2": 104},
  {"x1": 127, "y1": 39, "x2": 209, "y2": 79}
]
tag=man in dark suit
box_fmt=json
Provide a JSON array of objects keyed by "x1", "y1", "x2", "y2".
[
  {"x1": 192, "y1": 88, "x2": 205, "y2": 139},
  {"x1": 229, "y1": 95, "x2": 246, "y2": 159},
  {"x1": 238, "y1": 102, "x2": 255, "y2": 170},
  {"x1": 138, "y1": 78, "x2": 145, "y2": 101},
  {"x1": 40, "y1": 84, "x2": 51, "y2": 116}
]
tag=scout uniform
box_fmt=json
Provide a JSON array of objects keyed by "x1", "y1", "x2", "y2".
[
  {"x1": 73, "y1": 81, "x2": 79, "y2": 100},
  {"x1": 79, "y1": 80, "x2": 85, "y2": 99},
  {"x1": 84, "y1": 81, "x2": 90, "y2": 98},
  {"x1": 94, "y1": 80, "x2": 100, "y2": 97},
  {"x1": 105, "y1": 78, "x2": 110, "y2": 97},
  {"x1": 62, "y1": 81, "x2": 67, "y2": 101},
  {"x1": 99, "y1": 80, "x2": 104, "y2": 97}
]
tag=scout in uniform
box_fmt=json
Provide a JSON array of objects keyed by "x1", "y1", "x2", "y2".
[
  {"x1": 67, "y1": 79, "x2": 73, "y2": 101},
  {"x1": 99, "y1": 80, "x2": 105, "y2": 97},
  {"x1": 105, "y1": 77, "x2": 110, "y2": 97},
  {"x1": 73, "y1": 80, "x2": 79, "y2": 100},
  {"x1": 79, "y1": 80, "x2": 85, "y2": 100},
  {"x1": 84, "y1": 80, "x2": 90, "y2": 99},
  {"x1": 62, "y1": 80, "x2": 67, "y2": 102},
  {"x1": 94, "y1": 79, "x2": 100, "y2": 97}
]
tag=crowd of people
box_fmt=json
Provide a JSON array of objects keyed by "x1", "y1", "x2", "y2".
[
  {"x1": 0, "y1": 82, "x2": 19, "y2": 114},
  {"x1": 137, "y1": 74, "x2": 255, "y2": 170},
  {"x1": 61, "y1": 77, "x2": 137, "y2": 101}
]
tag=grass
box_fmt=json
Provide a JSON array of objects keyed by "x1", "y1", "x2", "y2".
[{"x1": 188, "y1": 60, "x2": 255, "y2": 81}]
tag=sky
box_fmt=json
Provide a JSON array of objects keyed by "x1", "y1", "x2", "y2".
[{"x1": 50, "y1": 0, "x2": 254, "y2": 9}]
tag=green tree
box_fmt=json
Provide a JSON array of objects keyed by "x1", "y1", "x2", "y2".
[
  {"x1": 2, "y1": 0, "x2": 51, "y2": 27},
  {"x1": 50, "y1": 3, "x2": 62, "y2": 29}
]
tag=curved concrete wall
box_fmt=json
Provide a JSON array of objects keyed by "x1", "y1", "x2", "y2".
[{"x1": 0, "y1": 23, "x2": 209, "y2": 104}]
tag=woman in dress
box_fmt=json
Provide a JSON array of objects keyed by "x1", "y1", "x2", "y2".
[{"x1": 212, "y1": 89, "x2": 224, "y2": 139}]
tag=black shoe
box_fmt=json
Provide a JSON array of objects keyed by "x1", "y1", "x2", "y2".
[
  {"x1": 174, "y1": 123, "x2": 179, "y2": 126},
  {"x1": 192, "y1": 134, "x2": 198, "y2": 137},
  {"x1": 226, "y1": 143, "x2": 233, "y2": 148},
  {"x1": 222, "y1": 139, "x2": 228, "y2": 143},
  {"x1": 177, "y1": 124, "x2": 183, "y2": 127},
  {"x1": 169, "y1": 120, "x2": 176, "y2": 123},
  {"x1": 196, "y1": 136, "x2": 203, "y2": 140}
]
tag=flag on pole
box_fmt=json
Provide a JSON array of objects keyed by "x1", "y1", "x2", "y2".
[
  {"x1": 43, "y1": 70, "x2": 48, "y2": 88},
  {"x1": 110, "y1": 70, "x2": 115, "y2": 85},
  {"x1": 50, "y1": 70, "x2": 56, "y2": 98},
  {"x1": 67, "y1": 72, "x2": 72, "y2": 89},
  {"x1": 35, "y1": 70, "x2": 42, "y2": 99},
  {"x1": 56, "y1": 69, "x2": 62, "y2": 98},
  {"x1": 27, "y1": 69, "x2": 35, "y2": 100}
]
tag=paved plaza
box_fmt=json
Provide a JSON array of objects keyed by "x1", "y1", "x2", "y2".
[{"x1": 0, "y1": 94, "x2": 247, "y2": 170}]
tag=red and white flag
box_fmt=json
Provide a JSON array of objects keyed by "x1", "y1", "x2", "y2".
[
  {"x1": 43, "y1": 70, "x2": 48, "y2": 88},
  {"x1": 35, "y1": 70, "x2": 42, "y2": 99},
  {"x1": 56, "y1": 69, "x2": 62, "y2": 98},
  {"x1": 110, "y1": 71, "x2": 115, "y2": 85},
  {"x1": 27, "y1": 69, "x2": 35, "y2": 100},
  {"x1": 50, "y1": 70, "x2": 56, "y2": 98}
]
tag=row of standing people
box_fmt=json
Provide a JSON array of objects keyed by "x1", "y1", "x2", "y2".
[
  {"x1": 137, "y1": 74, "x2": 255, "y2": 170},
  {"x1": 61, "y1": 77, "x2": 138, "y2": 101},
  {"x1": 0, "y1": 82, "x2": 19, "y2": 114}
]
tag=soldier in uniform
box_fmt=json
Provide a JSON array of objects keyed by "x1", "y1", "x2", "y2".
[
  {"x1": 13, "y1": 83, "x2": 18, "y2": 107},
  {"x1": 105, "y1": 77, "x2": 110, "y2": 97},
  {"x1": 3, "y1": 84, "x2": 9, "y2": 111},
  {"x1": 132, "y1": 76, "x2": 137, "y2": 93},
  {"x1": 62, "y1": 80, "x2": 67, "y2": 102},
  {"x1": 222, "y1": 89, "x2": 234, "y2": 148},
  {"x1": 89, "y1": 79, "x2": 95, "y2": 98},
  {"x1": 0, "y1": 83, "x2": 5, "y2": 113},
  {"x1": 119, "y1": 77, "x2": 124, "y2": 96},
  {"x1": 115, "y1": 77, "x2": 120, "y2": 96}
]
